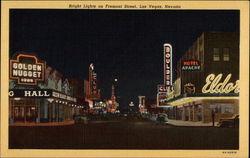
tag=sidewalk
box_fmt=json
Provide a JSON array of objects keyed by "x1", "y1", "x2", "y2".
[
  {"x1": 9, "y1": 120, "x2": 74, "y2": 126},
  {"x1": 167, "y1": 119, "x2": 218, "y2": 127}
]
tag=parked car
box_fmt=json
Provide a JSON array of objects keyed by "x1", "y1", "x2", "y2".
[
  {"x1": 156, "y1": 113, "x2": 168, "y2": 124},
  {"x1": 218, "y1": 114, "x2": 239, "y2": 128},
  {"x1": 74, "y1": 114, "x2": 88, "y2": 124}
]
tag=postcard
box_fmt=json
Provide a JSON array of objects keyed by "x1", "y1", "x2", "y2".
[{"x1": 1, "y1": 0, "x2": 249, "y2": 157}]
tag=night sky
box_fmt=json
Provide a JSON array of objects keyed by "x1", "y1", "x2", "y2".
[{"x1": 10, "y1": 9, "x2": 239, "y2": 108}]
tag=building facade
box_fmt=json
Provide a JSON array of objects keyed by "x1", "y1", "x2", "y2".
[
  {"x1": 167, "y1": 32, "x2": 239, "y2": 123},
  {"x1": 68, "y1": 78, "x2": 89, "y2": 115},
  {"x1": 9, "y1": 53, "x2": 79, "y2": 124}
]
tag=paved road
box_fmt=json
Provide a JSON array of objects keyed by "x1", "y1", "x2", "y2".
[{"x1": 9, "y1": 118, "x2": 239, "y2": 149}]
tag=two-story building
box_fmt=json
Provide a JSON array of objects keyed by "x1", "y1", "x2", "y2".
[{"x1": 167, "y1": 32, "x2": 239, "y2": 123}]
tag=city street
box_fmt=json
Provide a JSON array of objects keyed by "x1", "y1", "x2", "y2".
[{"x1": 9, "y1": 117, "x2": 239, "y2": 149}]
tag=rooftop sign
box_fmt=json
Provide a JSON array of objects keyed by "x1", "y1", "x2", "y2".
[{"x1": 10, "y1": 54, "x2": 45, "y2": 85}]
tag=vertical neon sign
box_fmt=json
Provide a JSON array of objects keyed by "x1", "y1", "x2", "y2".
[{"x1": 164, "y1": 43, "x2": 172, "y2": 92}]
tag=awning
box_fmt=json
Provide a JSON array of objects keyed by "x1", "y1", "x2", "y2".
[{"x1": 168, "y1": 96, "x2": 239, "y2": 106}]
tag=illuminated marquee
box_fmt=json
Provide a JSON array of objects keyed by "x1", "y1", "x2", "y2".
[
  {"x1": 164, "y1": 43, "x2": 172, "y2": 92},
  {"x1": 202, "y1": 73, "x2": 239, "y2": 94},
  {"x1": 10, "y1": 54, "x2": 45, "y2": 85},
  {"x1": 9, "y1": 89, "x2": 52, "y2": 98},
  {"x1": 157, "y1": 92, "x2": 168, "y2": 106},
  {"x1": 52, "y1": 91, "x2": 77, "y2": 102}
]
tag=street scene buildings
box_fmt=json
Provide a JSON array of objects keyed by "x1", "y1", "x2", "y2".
[
  {"x1": 158, "y1": 32, "x2": 239, "y2": 123},
  {"x1": 9, "y1": 58, "x2": 119, "y2": 124},
  {"x1": 8, "y1": 9, "x2": 240, "y2": 150}
]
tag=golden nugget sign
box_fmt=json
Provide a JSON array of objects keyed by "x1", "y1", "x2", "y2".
[
  {"x1": 10, "y1": 54, "x2": 45, "y2": 85},
  {"x1": 202, "y1": 74, "x2": 239, "y2": 94}
]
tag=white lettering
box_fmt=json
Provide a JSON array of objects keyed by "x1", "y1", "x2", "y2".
[
  {"x1": 28, "y1": 64, "x2": 33, "y2": 70},
  {"x1": 9, "y1": 91, "x2": 14, "y2": 97},
  {"x1": 44, "y1": 91, "x2": 50, "y2": 97},
  {"x1": 165, "y1": 53, "x2": 170, "y2": 58},
  {"x1": 12, "y1": 70, "x2": 18, "y2": 76},
  {"x1": 24, "y1": 91, "x2": 32, "y2": 96},
  {"x1": 32, "y1": 91, "x2": 38, "y2": 96},
  {"x1": 13, "y1": 63, "x2": 18, "y2": 69},
  {"x1": 37, "y1": 65, "x2": 42, "y2": 71},
  {"x1": 18, "y1": 63, "x2": 22, "y2": 69}
]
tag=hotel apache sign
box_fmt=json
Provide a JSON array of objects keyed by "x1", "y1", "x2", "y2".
[
  {"x1": 181, "y1": 60, "x2": 201, "y2": 71},
  {"x1": 10, "y1": 53, "x2": 45, "y2": 85},
  {"x1": 164, "y1": 43, "x2": 173, "y2": 92}
]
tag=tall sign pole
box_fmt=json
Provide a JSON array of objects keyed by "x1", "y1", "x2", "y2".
[
  {"x1": 89, "y1": 63, "x2": 98, "y2": 96},
  {"x1": 164, "y1": 43, "x2": 173, "y2": 92},
  {"x1": 157, "y1": 43, "x2": 173, "y2": 107}
]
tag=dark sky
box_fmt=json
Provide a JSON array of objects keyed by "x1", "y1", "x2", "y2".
[{"x1": 10, "y1": 9, "x2": 239, "y2": 107}]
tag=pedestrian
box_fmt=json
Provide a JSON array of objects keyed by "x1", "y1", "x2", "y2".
[{"x1": 211, "y1": 109, "x2": 215, "y2": 126}]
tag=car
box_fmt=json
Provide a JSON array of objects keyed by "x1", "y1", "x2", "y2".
[
  {"x1": 156, "y1": 113, "x2": 168, "y2": 124},
  {"x1": 217, "y1": 114, "x2": 239, "y2": 128},
  {"x1": 74, "y1": 114, "x2": 88, "y2": 124}
]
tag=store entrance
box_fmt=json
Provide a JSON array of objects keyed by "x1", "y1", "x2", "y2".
[
  {"x1": 14, "y1": 106, "x2": 37, "y2": 122},
  {"x1": 26, "y1": 106, "x2": 37, "y2": 122},
  {"x1": 12, "y1": 98, "x2": 38, "y2": 123},
  {"x1": 14, "y1": 106, "x2": 25, "y2": 122}
]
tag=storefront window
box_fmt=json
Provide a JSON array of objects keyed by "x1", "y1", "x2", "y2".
[
  {"x1": 210, "y1": 104, "x2": 233, "y2": 114},
  {"x1": 222, "y1": 104, "x2": 233, "y2": 113}
]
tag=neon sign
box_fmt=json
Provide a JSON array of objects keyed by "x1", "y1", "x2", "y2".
[
  {"x1": 202, "y1": 74, "x2": 239, "y2": 94},
  {"x1": 9, "y1": 89, "x2": 52, "y2": 97},
  {"x1": 10, "y1": 54, "x2": 45, "y2": 85},
  {"x1": 164, "y1": 43, "x2": 172, "y2": 92},
  {"x1": 157, "y1": 84, "x2": 167, "y2": 92},
  {"x1": 92, "y1": 72, "x2": 97, "y2": 94},
  {"x1": 181, "y1": 60, "x2": 201, "y2": 71},
  {"x1": 157, "y1": 92, "x2": 168, "y2": 106}
]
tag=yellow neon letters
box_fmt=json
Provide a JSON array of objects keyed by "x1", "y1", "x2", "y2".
[{"x1": 202, "y1": 73, "x2": 239, "y2": 94}]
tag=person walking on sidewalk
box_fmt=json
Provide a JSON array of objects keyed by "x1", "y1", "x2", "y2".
[{"x1": 211, "y1": 109, "x2": 215, "y2": 126}]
